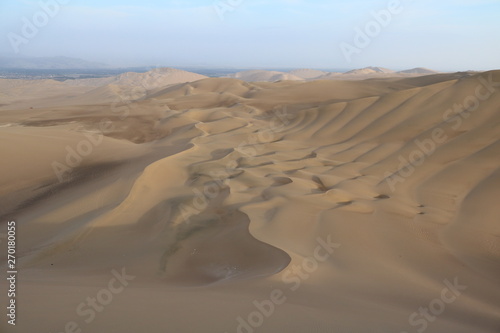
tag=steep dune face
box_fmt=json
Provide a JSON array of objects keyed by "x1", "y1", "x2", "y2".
[{"x1": 1, "y1": 71, "x2": 499, "y2": 333}]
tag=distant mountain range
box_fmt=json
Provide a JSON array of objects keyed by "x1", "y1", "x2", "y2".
[
  {"x1": 398, "y1": 67, "x2": 440, "y2": 74},
  {"x1": 0, "y1": 56, "x2": 109, "y2": 69},
  {"x1": 0, "y1": 57, "x2": 441, "y2": 75}
]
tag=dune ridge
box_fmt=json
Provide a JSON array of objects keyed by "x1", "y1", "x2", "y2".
[{"x1": 0, "y1": 70, "x2": 499, "y2": 333}]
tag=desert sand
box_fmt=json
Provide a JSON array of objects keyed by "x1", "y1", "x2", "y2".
[
  {"x1": 0, "y1": 68, "x2": 499, "y2": 333},
  {"x1": 224, "y1": 67, "x2": 441, "y2": 83}
]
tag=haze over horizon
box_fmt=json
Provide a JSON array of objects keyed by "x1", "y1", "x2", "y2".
[{"x1": 1, "y1": 0, "x2": 500, "y2": 71}]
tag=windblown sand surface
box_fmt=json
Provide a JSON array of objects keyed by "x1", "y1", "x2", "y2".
[{"x1": 1, "y1": 69, "x2": 499, "y2": 333}]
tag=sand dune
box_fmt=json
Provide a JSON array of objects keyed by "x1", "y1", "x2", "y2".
[
  {"x1": 1, "y1": 70, "x2": 499, "y2": 333},
  {"x1": 289, "y1": 69, "x2": 328, "y2": 79},
  {"x1": 398, "y1": 67, "x2": 440, "y2": 74},
  {"x1": 223, "y1": 67, "x2": 441, "y2": 82},
  {"x1": 0, "y1": 79, "x2": 95, "y2": 109},
  {"x1": 0, "y1": 68, "x2": 208, "y2": 109},
  {"x1": 226, "y1": 70, "x2": 304, "y2": 82},
  {"x1": 345, "y1": 66, "x2": 395, "y2": 74},
  {"x1": 64, "y1": 67, "x2": 208, "y2": 88},
  {"x1": 302, "y1": 67, "x2": 440, "y2": 81}
]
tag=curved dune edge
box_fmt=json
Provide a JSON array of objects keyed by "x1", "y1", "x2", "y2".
[{"x1": 1, "y1": 70, "x2": 499, "y2": 332}]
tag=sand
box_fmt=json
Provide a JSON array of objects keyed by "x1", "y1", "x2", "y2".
[
  {"x1": 225, "y1": 67, "x2": 442, "y2": 82},
  {"x1": 226, "y1": 70, "x2": 305, "y2": 82},
  {"x1": 0, "y1": 68, "x2": 499, "y2": 333}
]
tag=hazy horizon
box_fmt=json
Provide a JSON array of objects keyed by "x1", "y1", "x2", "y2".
[
  {"x1": 1, "y1": 0, "x2": 500, "y2": 72},
  {"x1": 0, "y1": 55, "x2": 464, "y2": 73}
]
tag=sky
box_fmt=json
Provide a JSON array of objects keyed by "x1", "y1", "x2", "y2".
[{"x1": 0, "y1": 0, "x2": 499, "y2": 71}]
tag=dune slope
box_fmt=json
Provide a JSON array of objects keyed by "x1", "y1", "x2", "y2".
[{"x1": 0, "y1": 71, "x2": 499, "y2": 333}]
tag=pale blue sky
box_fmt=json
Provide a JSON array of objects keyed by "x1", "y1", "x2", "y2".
[{"x1": 1, "y1": 0, "x2": 499, "y2": 70}]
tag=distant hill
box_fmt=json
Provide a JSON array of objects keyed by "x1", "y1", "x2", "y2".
[
  {"x1": 63, "y1": 67, "x2": 208, "y2": 89},
  {"x1": 0, "y1": 56, "x2": 109, "y2": 69},
  {"x1": 398, "y1": 67, "x2": 440, "y2": 74},
  {"x1": 365, "y1": 66, "x2": 395, "y2": 73},
  {"x1": 345, "y1": 67, "x2": 395, "y2": 75},
  {"x1": 289, "y1": 69, "x2": 328, "y2": 79},
  {"x1": 226, "y1": 70, "x2": 304, "y2": 82},
  {"x1": 0, "y1": 67, "x2": 209, "y2": 108}
]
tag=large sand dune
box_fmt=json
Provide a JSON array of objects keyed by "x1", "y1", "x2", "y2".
[
  {"x1": 0, "y1": 67, "x2": 208, "y2": 110},
  {"x1": 226, "y1": 70, "x2": 305, "y2": 82},
  {"x1": 0, "y1": 70, "x2": 499, "y2": 333}
]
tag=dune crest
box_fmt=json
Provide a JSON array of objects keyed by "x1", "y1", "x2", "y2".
[{"x1": 1, "y1": 70, "x2": 499, "y2": 333}]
